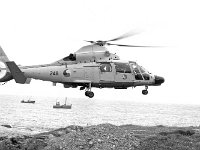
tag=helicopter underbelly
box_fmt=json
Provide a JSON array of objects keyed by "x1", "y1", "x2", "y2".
[
  {"x1": 92, "y1": 80, "x2": 154, "y2": 88},
  {"x1": 92, "y1": 82, "x2": 134, "y2": 88}
]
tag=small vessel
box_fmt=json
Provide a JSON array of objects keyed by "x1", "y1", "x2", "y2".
[
  {"x1": 21, "y1": 100, "x2": 35, "y2": 103},
  {"x1": 53, "y1": 97, "x2": 72, "y2": 109},
  {"x1": 21, "y1": 97, "x2": 35, "y2": 103}
]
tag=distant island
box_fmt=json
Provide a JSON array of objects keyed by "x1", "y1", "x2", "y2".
[{"x1": 0, "y1": 123, "x2": 200, "y2": 150}]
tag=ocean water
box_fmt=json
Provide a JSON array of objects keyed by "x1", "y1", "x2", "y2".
[{"x1": 1, "y1": 95, "x2": 200, "y2": 135}]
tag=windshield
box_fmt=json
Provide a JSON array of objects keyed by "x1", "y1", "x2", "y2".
[
  {"x1": 140, "y1": 66, "x2": 150, "y2": 74},
  {"x1": 131, "y1": 63, "x2": 150, "y2": 80}
]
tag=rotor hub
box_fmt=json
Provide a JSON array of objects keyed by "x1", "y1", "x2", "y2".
[{"x1": 95, "y1": 41, "x2": 107, "y2": 46}]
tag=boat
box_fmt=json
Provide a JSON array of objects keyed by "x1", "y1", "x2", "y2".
[
  {"x1": 21, "y1": 100, "x2": 35, "y2": 103},
  {"x1": 21, "y1": 97, "x2": 35, "y2": 103},
  {"x1": 53, "y1": 98, "x2": 72, "y2": 109}
]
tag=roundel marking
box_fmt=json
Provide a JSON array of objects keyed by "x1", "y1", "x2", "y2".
[
  {"x1": 0, "y1": 61, "x2": 7, "y2": 79},
  {"x1": 63, "y1": 69, "x2": 71, "y2": 77}
]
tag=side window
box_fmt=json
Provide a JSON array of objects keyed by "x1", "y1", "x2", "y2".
[
  {"x1": 63, "y1": 54, "x2": 76, "y2": 61},
  {"x1": 115, "y1": 63, "x2": 131, "y2": 73},
  {"x1": 135, "y1": 74, "x2": 143, "y2": 80},
  {"x1": 100, "y1": 63, "x2": 112, "y2": 72},
  {"x1": 134, "y1": 68, "x2": 140, "y2": 74},
  {"x1": 143, "y1": 73, "x2": 150, "y2": 80}
]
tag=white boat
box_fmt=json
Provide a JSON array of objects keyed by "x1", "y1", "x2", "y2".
[{"x1": 53, "y1": 98, "x2": 72, "y2": 109}]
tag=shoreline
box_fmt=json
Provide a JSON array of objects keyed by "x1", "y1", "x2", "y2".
[{"x1": 1, "y1": 123, "x2": 200, "y2": 150}]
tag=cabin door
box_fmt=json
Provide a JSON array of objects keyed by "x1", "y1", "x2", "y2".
[
  {"x1": 114, "y1": 62, "x2": 134, "y2": 82},
  {"x1": 84, "y1": 67, "x2": 94, "y2": 81},
  {"x1": 72, "y1": 68, "x2": 85, "y2": 80}
]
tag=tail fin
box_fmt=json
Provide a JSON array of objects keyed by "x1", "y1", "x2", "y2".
[
  {"x1": 0, "y1": 46, "x2": 12, "y2": 82},
  {"x1": 6, "y1": 61, "x2": 30, "y2": 84}
]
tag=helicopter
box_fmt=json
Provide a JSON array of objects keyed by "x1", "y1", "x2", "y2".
[{"x1": 0, "y1": 32, "x2": 164, "y2": 98}]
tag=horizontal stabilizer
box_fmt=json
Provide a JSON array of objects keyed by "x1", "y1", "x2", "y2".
[{"x1": 6, "y1": 61, "x2": 28, "y2": 84}]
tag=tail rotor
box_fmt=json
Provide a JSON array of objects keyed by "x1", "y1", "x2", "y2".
[{"x1": 0, "y1": 46, "x2": 12, "y2": 82}]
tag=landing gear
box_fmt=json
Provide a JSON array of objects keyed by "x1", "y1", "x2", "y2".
[
  {"x1": 142, "y1": 90, "x2": 148, "y2": 95},
  {"x1": 85, "y1": 91, "x2": 94, "y2": 98},
  {"x1": 85, "y1": 82, "x2": 94, "y2": 98},
  {"x1": 142, "y1": 86, "x2": 148, "y2": 95},
  {"x1": 80, "y1": 86, "x2": 85, "y2": 90}
]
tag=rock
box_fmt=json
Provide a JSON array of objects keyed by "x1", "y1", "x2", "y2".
[
  {"x1": 1, "y1": 123, "x2": 200, "y2": 149},
  {"x1": 66, "y1": 125, "x2": 84, "y2": 132},
  {"x1": 97, "y1": 138, "x2": 102, "y2": 143},
  {"x1": 10, "y1": 137, "x2": 20, "y2": 145},
  {"x1": 88, "y1": 140, "x2": 93, "y2": 145},
  {"x1": 156, "y1": 125, "x2": 165, "y2": 128},
  {"x1": 0, "y1": 136, "x2": 7, "y2": 141},
  {"x1": 159, "y1": 129, "x2": 195, "y2": 136}
]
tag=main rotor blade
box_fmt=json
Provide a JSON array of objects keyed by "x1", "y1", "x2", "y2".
[
  {"x1": 108, "y1": 30, "x2": 140, "y2": 42},
  {"x1": 107, "y1": 43, "x2": 162, "y2": 47},
  {"x1": 84, "y1": 40, "x2": 95, "y2": 43}
]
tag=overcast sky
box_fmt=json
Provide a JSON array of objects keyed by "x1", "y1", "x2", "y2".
[{"x1": 0, "y1": 0, "x2": 200, "y2": 104}]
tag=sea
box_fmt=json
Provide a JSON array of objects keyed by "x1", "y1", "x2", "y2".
[{"x1": 1, "y1": 95, "x2": 200, "y2": 136}]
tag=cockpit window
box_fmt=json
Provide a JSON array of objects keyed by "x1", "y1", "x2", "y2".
[
  {"x1": 132, "y1": 64, "x2": 140, "y2": 74},
  {"x1": 131, "y1": 63, "x2": 150, "y2": 80},
  {"x1": 140, "y1": 67, "x2": 145, "y2": 73},
  {"x1": 115, "y1": 63, "x2": 131, "y2": 73},
  {"x1": 134, "y1": 68, "x2": 140, "y2": 74},
  {"x1": 143, "y1": 73, "x2": 150, "y2": 80}
]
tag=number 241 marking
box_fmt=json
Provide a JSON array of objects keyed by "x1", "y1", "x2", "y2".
[{"x1": 50, "y1": 71, "x2": 58, "y2": 76}]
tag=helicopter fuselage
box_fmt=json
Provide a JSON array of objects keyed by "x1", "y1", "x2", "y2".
[{"x1": 20, "y1": 60, "x2": 159, "y2": 89}]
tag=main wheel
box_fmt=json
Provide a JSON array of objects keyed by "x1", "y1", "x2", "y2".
[
  {"x1": 87, "y1": 91, "x2": 94, "y2": 98},
  {"x1": 142, "y1": 90, "x2": 148, "y2": 95},
  {"x1": 85, "y1": 91, "x2": 89, "y2": 96}
]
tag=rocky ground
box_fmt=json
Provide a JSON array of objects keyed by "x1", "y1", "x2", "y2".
[{"x1": 1, "y1": 123, "x2": 200, "y2": 150}]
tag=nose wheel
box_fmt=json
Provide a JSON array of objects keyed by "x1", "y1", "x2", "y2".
[{"x1": 142, "y1": 86, "x2": 148, "y2": 95}]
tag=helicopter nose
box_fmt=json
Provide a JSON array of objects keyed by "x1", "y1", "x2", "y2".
[{"x1": 154, "y1": 75, "x2": 165, "y2": 85}]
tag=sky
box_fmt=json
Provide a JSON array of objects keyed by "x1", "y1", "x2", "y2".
[{"x1": 0, "y1": 0, "x2": 200, "y2": 104}]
